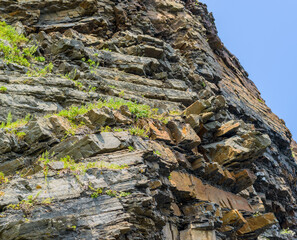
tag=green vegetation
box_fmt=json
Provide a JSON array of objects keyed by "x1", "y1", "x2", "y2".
[
  {"x1": 154, "y1": 150, "x2": 161, "y2": 156},
  {"x1": 6, "y1": 191, "x2": 53, "y2": 217},
  {"x1": 258, "y1": 98, "x2": 264, "y2": 103},
  {"x1": 119, "y1": 90, "x2": 125, "y2": 97},
  {"x1": 0, "y1": 172, "x2": 8, "y2": 184},
  {"x1": 252, "y1": 211, "x2": 261, "y2": 217},
  {"x1": 0, "y1": 21, "x2": 52, "y2": 76},
  {"x1": 26, "y1": 62, "x2": 54, "y2": 77},
  {"x1": 89, "y1": 184, "x2": 131, "y2": 199},
  {"x1": 102, "y1": 48, "x2": 112, "y2": 52},
  {"x1": 128, "y1": 146, "x2": 135, "y2": 152},
  {"x1": 129, "y1": 126, "x2": 149, "y2": 138},
  {"x1": 57, "y1": 98, "x2": 162, "y2": 122},
  {"x1": 0, "y1": 86, "x2": 7, "y2": 93},
  {"x1": 82, "y1": 57, "x2": 99, "y2": 74},
  {"x1": 16, "y1": 131, "x2": 26, "y2": 139},
  {"x1": 38, "y1": 151, "x2": 52, "y2": 182},
  {"x1": 280, "y1": 228, "x2": 294, "y2": 236},
  {"x1": 39, "y1": 153, "x2": 128, "y2": 181},
  {"x1": 0, "y1": 112, "x2": 31, "y2": 137},
  {"x1": 169, "y1": 110, "x2": 181, "y2": 116}
]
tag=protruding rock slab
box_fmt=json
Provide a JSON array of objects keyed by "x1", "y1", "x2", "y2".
[
  {"x1": 170, "y1": 171, "x2": 253, "y2": 212},
  {"x1": 237, "y1": 213, "x2": 278, "y2": 236},
  {"x1": 201, "y1": 132, "x2": 271, "y2": 166},
  {"x1": 215, "y1": 120, "x2": 241, "y2": 137},
  {"x1": 167, "y1": 121, "x2": 201, "y2": 150},
  {"x1": 183, "y1": 100, "x2": 207, "y2": 116},
  {"x1": 55, "y1": 132, "x2": 123, "y2": 160}
]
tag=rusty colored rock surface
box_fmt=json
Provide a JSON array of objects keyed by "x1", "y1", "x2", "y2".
[
  {"x1": 237, "y1": 213, "x2": 278, "y2": 236},
  {"x1": 170, "y1": 171, "x2": 253, "y2": 212}
]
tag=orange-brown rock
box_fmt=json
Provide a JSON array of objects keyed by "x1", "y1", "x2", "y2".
[
  {"x1": 185, "y1": 114, "x2": 203, "y2": 132},
  {"x1": 222, "y1": 209, "x2": 247, "y2": 227},
  {"x1": 215, "y1": 120, "x2": 241, "y2": 137},
  {"x1": 201, "y1": 131, "x2": 271, "y2": 167},
  {"x1": 237, "y1": 213, "x2": 278, "y2": 236},
  {"x1": 147, "y1": 119, "x2": 173, "y2": 143},
  {"x1": 183, "y1": 100, "x2": 207, "y2": 116},
  {"x1": 170, "y1": 171, "x2": 253, "y2": 212},
  {"x1": 167, "y1": 121, "x2": 201, "y2": 150},
  {"x1": 49, "y1": 115, "x2": 72, "y2": 138},
  {"x1": 233, "y1": 169, "x2": 257, "y2": 193}
]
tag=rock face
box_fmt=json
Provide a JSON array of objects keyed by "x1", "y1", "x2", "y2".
[{"x1": 0, "y1": 0, "x2": 296, "y2": 239}]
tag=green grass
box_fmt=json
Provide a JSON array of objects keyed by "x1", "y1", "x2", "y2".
[
  {"x1": 0, "y1": 86, "x2": 7, "y2": 93},
  {"x1": 89, "y1": 185, "x2": 130, "y2": 199},
  {"x1": 0, "y1": 172, "x2": 8, "y2": 184},
  {"x1": 57, "y1": 98, "x2": 159, "y2": 122},
  {"x1": 0, "y1": 112, "x2": 31, "y2": 134},
  {"x1": 129, "y1": 126, "x2": 149, "y2": 138},
  {"x1": 0, "y1": 21, "x2": 52, "y2": 76},
  {"x1": 128, "y1": 146, "x2": 135, "y2": 152}
]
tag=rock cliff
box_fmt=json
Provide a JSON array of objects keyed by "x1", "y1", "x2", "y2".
[{"x1": 0, "y1": 0, "x2": 296, "y2": 239}]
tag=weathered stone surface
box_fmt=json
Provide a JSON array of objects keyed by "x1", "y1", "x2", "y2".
[
  {"x1": 167, "y1": 121, "x2": 201, "y2": 150},
  {"x1": 84, "y1": 107, "x2": 115, "y2": 128},
  {"x1": 237, "y1": 213, "x2": 278, "y2": 237},
  {"x1": 55, "y1": 132, "x2": 123, "y2": 160},
  {"x1": 183, "y1": 100, "x2": 207, "y2": 116},
  {"x1": 0, "y1": 0, "x2": 296, "y2": 238},
  {"x1": 0, "y1": 130, "x2": 12, "y2": 154},
  {"x1": 215, "y1": 120, "x2": 241, "y2": 137},
  {"x1": 222, "y1": 210, "x2": 247, "y2": 227},
  {"x1": 170, "y1": 171, "x2": 253, "y2": 212},
  {"x1": 24, "y1": 118, "x2": 54, "y2": 144},
  {"x1": 201, "y1": 131, "x2": 271, "y2": 166}
]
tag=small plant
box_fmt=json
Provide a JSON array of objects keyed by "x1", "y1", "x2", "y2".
[
  {"x1": 100, "y1": 126, "x2": 111, "y2": 132},
  {"x1": 258, "y1": 98, "x2": 264, "y2": 103},
  {"x1": 105, "y1": 189, "x2": 118, "y2": 197},
  {"x1": 252, "y1": 211, "x2": 261, "y2": 217},
  {"x1": 0, "y1": 86, "x2": 7, "y2": 93},
  {"x1": 0, "y1": 172, "x2": 8, "y2": 184},
  {"x1": 6, "y1": 191, "x2": 53, "y2": 217},
  {"x1": 128, "y1": 146, "x2": 135, "y2": 152},
  {"x1": 169, "y1": 110, "x2": 181, "y2": 116},
  {"x1": 154, "y1": 150, "x2": 161, "y2": 156},
  {"x1": 168, "y1": 173, "x2": 172, "y2": 180},
  {"x1": 0, "y1": 112, "x2": 30, "y2": 131},
  {"x1": 6, "y1": 112, "x2": 12, "y2": 126},
  {"x1": 280, "y1": 228, "x2": 295, "y2": 236},
  {"x1": 88, "y1": 86, "x2": 96, "y2": 93},
  {"x1": 16, "y1": 131, "x2": 26, "y2": 139},
  {"x1": 102, "y1": 48, "x2": 112, "y2": 52},
  {"x1": 113, "y1": 128, "x2": 123, "y2": 132},
  {"x1": 91, "y1": 187, "x2": 103, "y2": 198},
  {"x1": 119, "y1": 90, "x2": 125, "y2": 97},
  {"x1": 38, "y1": 151, "x2": 52, "y2": 182},
  {"x1": 35, "y1": 56, "x2": 45, "y2": 62},
  {"x1": 71, "y1": 225, "x2": 77, "y2": 231},
  {"x1": 129, "y1": 126, "x2": 149, "y2": 138},
  {"x1": 26, "y1": 62, "x2": 54, "y2": 77}
]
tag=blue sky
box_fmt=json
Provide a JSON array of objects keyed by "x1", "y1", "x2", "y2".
[{"x1": 201, "y1": 0, "x2": 297, "y2": 138}]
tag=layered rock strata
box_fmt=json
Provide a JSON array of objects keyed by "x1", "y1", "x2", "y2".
[{"x1": 0, "y1": 0, "x2": 296, "y2": 239}]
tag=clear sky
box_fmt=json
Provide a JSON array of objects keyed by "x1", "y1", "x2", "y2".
[{"x1": 201, "y1": 0, "x2": 297, "y2": 138}]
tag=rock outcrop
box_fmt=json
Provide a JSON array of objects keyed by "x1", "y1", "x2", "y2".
[{"x1": 0, "y1": 0, "x2": 296, "y2": 239}]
